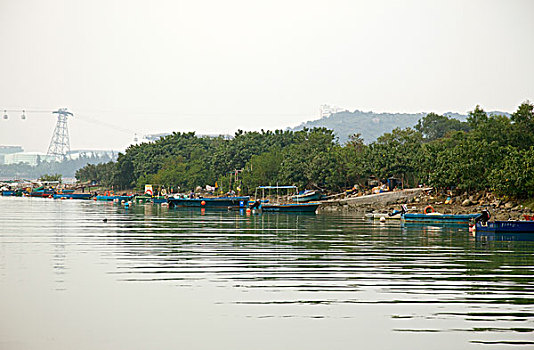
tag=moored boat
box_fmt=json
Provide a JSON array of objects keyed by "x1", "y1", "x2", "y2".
[
  {"x1": 255, "y1": 185, "x2": 321, "y2": 214},
  {"x1": 167, "y1": 196, "x2": 249, "y2": 209},
  {"x1": 403, "y1": 212, "x2": 481, "y2": 225},
  {"x1": 96, "y1": 191, "x2": 134, "y2": 202},
  {"x1": 53, "y1": 193, "x2": 93, "y2": 200}
]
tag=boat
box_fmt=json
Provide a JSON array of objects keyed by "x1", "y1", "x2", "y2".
[
  {"x1": 26, "y1": 187, "x2": 55, "y2": 198},
  {"x1": 473, "y1": 210, "x2": 534, "y2": 240},
  {"x1": 135, "y1": 195, "x2": 168, "y2": 204},
  {"x1": 290, "y1": 190, "x2": 323, "y2": 203},
  {"x1": 403, "y1": 212, "x2": 481, "y2": 225},
  {"x1": 1, "y1": 190, "x2": 15, "y2": 196},
  {"x1": 475, "y1": 211, "x2": 534, "y2": 233},
  {"x1": 96, "y1": 191, "x2": 134, "y2": 202},
  {"x1": 53, "y1": 193, "x2": 93, "y2": 200},
  {"x1": 152, "y1": 196, "x2": 167, "y2": 204},
  {"x1": 167, "y1": 196, "x2": 250, "y2": 209},
  {"x1": 255, "y1": 185, "x2": 321, "y2": 214}
]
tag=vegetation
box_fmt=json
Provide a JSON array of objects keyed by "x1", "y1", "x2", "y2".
[
  {"x1": 292, "y1": 108, "x2": 510, "y2": 144},
  {"x1": 75, "y1": 102, "x2": 534, "y2": 199},
  {"x1": 39, "y1": 173, "x2": 62, "y2": 182}
]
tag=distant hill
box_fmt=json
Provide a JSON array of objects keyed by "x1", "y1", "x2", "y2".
[{"x1": 291, "y1": 109, "x2": 511, "y2": 144}]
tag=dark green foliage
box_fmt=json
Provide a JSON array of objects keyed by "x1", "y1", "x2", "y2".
[
  {"x1": 39, "y1": 173, "x2": 62, "y2": 182},
  {"x1": 74, "y1": 102, "x2": 534, "y2": 199},
  {"x1": 415, "y1": 112, "x2": 470, "y2": 141}
]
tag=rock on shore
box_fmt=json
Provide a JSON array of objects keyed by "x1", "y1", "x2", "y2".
[{"x1": 320, "y1": 189, "x2": 532, "y2": 220}]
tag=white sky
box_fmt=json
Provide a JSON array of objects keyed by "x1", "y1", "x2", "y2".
[{"x1": 0, "y1": 0, "x2": 533, "y2": 152}]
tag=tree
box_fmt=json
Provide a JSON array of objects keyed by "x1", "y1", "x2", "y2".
[
  {"x1": 415, "y1": 112, "x2": 470, "y2": 141},
  {"x1": 39, "y1": 173, "x2": 62, "y2": 182},
  {"x1": 466, "y1": 105, "x2": 488, "y2": 128}
]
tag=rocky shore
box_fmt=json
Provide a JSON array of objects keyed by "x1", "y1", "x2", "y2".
[{"x1": 321, "y1": 189, "x2": 533, "y2": 220}]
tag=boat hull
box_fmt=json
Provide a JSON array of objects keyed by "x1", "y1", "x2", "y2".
[
  {"x1": 168, "y1": 196, "x2": 249, "y2": 208},
  {"x1": 96, "y1": 195, "x2": 134, "y2": 202},
  {"x1": 53, "y1": 193, "x2": 93, "y2": 200},
  {"x1": 1, "y1": 190, "x2": 15, "y2": 196},
  {"x1": 476, "y1": 221, "x2": 534, "y2": 233},
  {"x1": 261, "y1": 203, "x2": 320, "y2": 213},
  {"x1": 403, "y1": 213, "x2": 481, "y2": 225}
]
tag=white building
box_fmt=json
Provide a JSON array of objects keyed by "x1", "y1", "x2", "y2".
[{"x1": 4, "y1": 153, "x2": 56, "y2": 166}]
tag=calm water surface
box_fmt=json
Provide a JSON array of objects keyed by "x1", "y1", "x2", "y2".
[{"x1": 0, "y1": 197, "x2": 533, "y2": 349}]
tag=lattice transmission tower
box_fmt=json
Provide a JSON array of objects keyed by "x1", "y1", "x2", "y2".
[{"x1": 47, "y1": 108, "x2": 73, "y2": 161}]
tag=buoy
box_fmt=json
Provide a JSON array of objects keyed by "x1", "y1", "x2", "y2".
[
  {"x1": 201, "y1": 200, "x2": 206, "y2": 206},
  {"x1": 424, "y1": 205, "x2": 435, "y2": 214},
  {"x1": 379, "y1": 216, "x2": 386, "y2": 222}
]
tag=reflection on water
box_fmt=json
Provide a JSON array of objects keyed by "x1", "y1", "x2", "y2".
[{"x1": 0, "y1": 197, "x2": 533, "y2": 349}]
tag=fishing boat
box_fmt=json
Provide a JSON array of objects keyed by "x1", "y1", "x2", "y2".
[
  {"x1": 475, "y1": 212, "x2": 534, "y2": 233},
  {"x1": 26, "y1": 187, "x2": 55, "y2": 198},
  {"x1": 255, "y1": 186, "x2": 321, "y2": 214},
  {"x1": 135, "y1": 194, "x2": 168, "y2": 204},
  {"x1": 1, "y1": 190, "x2": 15, "y2": 196},
  {"x1": 403, "y1": 212, "x2": 481, "y2": 225},
  {"x1": 53, "y1": 193, "x2": 93, "y2": 200},
  {"x1": 473, "y1": 210, "x2": 534, "y2": 240},
  {"x1": 400, "y1": 205, "x2": 481, "y2": 225},
  {"x1": 152, "y1": 196, "x2": 167, "y2": 204},
  {"x1": 167, "y1": 196, "x2": 249, "y2": 209},
  {"x1": 96, "y1": 191, "x2": 134, "y2": 202},
  {"x1": 290, "y1": 190, "x2": 323, "y2": 203}
]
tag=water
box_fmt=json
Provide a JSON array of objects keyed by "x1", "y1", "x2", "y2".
[{"x1": 0, "y1": 197, "x2": 533, "y2": 349}]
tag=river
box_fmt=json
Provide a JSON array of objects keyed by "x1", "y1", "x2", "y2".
[{"x1": 0, "y1": 197, "x2": 533, "y2": 349}]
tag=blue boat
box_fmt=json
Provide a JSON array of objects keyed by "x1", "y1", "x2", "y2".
[
  {"x1": 261, "y1": 202, "x2": 320, "y2": 213},
  {"x1": 475, "y1": 220, "x2": 534, "y2": 233},
  {"x1": 167, "y1": 196, "x2": 250, "y2": 209},
  {"x1": 53, "y1": 193, "x2": 93, "y2": 200},
  {"x1": 403, "y1": 213, "x2": 481, "y2": 225},
  {"x1": 1, "y1": 190, "x2": 15, "y2": 196},
  {"x1": 96, "y1": 193, "x2": 134, "y2": 202}
]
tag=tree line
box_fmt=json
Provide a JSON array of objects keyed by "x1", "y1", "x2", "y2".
[{"x1": 75, "y1": 102, "x2": 534, "y2": 198}]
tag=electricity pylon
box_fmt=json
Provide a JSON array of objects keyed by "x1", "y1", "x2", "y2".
[{"x1": 47, "y1": 108, "x2": 73, "y2": 161}]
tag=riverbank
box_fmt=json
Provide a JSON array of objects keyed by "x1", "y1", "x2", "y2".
[{"x1": 321, "y1": 188, "x2": 533, "y2": 220}]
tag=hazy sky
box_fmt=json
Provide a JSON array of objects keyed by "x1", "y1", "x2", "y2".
[{"x1": 0, "y1": 0, "x2": 533, "y2": 152}]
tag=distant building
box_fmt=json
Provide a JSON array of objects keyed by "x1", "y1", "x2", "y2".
[
  {"x1": 67, "y1": 150, "x2": 118, "y2": 160},
  {"x1": 0, "y1": 146, "x2": 24, "y2": 165},
  {"x1": 3, "y1": 153, "x2": 56, "y2": 166},
  {"x1": 319, "y1": 105, "x2": 347, "y2": 118}
]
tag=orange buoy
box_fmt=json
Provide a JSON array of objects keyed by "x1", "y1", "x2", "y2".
[
  {"x1": 201, "y1": 200, "x2": 206, "y2": 206},
  {"x1": 423, "y1": 205, "x2": 435, "y2": 214}
]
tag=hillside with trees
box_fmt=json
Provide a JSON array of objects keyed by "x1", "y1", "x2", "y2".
[
  {"x1": 292, "y1": 109, "x2": 511, "y2": 144},
  {"x1": 75, "y1": 102, "x2": 534, "y2": 199}
]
